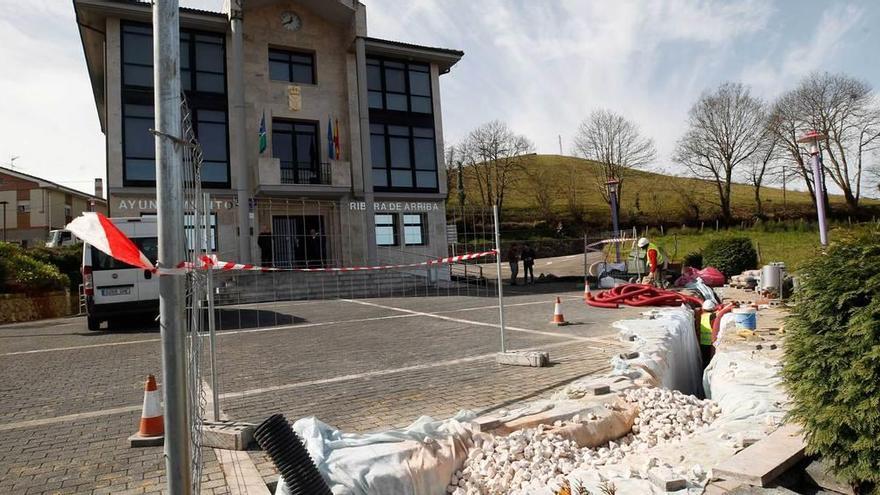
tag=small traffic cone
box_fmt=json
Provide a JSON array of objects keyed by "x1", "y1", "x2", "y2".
[
  {"x1": 551, "y1": 297, "x2": 569, "y2": 326},
  {"x1": 129, "y1": 374, "x2": 164, "y2": 447},
  {"x1": 584, "y1": 282, "x2": 591, "y2": 301}
]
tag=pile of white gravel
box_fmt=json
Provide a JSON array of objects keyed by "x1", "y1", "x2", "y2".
[{"x1": 448, "y1": 387, "x2": 720, "y2": 495}]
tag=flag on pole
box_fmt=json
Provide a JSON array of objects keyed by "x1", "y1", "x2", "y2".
[
  {"x1": 333, "y1": 118, "x2": 341, "y2": 160},
  {"x1": 258, "y1": 112, "x2": 267, "y2": 154},
  {"x1": 327, "y1": 116, "x2": 335, "y2": 160}
]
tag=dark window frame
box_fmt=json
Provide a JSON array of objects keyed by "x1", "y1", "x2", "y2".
[
  {"x1": 403, "y1": 213, "x2": 428, "y2": 246},
  {"x1": 375, "y1": 213, "x2": 399, "y2": 247},
  {"x1": 370, "y1": 123, "x2": 438, "y2": 193},
  {"x1": 271, "y1": 118, "x2": 322, "y2": 184},
  {"x1": 268, "y1": 47, "x2": 317, "y2": 85},
  {"x1": 120, "y1": 21, "x2": 230, "y2": 188},
  {"x1": 366, "y1": 57, "x2": 433, "y2": 115}
]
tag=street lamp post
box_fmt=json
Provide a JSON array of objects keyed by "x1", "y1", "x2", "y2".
[
  {"x1": 0, "y1": 201, "x2": 8, "y2": 242},
  {"x1": 797, "y1": 130, "x2": 829, "y2": 246},
  {"x1": 606, "y1": 179, "x2": 621, "y2": 262}
]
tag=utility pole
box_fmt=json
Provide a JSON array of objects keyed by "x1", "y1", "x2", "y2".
[
  {"x1": 558, "y1": 135, "x2": 562, "y2": 155},
  {"x1": 153, "y1": 1, "x2": 192, "y2": 493},
  {"x1": 227, "y1": 0, "x2": 250, "y2": 263}
]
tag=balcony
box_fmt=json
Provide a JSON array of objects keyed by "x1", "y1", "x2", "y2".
[
  {"x1": 257, "y1": 157, "x2": 351, "y2": 197},
  {"x1": 280, "y1": 161, "x2": 332, "y2": 185}
]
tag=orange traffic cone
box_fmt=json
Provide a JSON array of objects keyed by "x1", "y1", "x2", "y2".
[
  {"x1": 584, "y1": 282, "x2": 591, "y2": 301},
  {"x1": 129, "y1": 374, "x2": 164, "y2": 447},
  {"x1": 551, "y1": 297, "x2": 569, "y2": 326}
]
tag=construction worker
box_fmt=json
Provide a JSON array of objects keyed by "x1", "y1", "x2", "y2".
[
  {"x1": 699, "y1": 299, "x2": 717, "y2": 366},
  {"x1": 637, "y1": 237, "x2": 666, "y2": 286}
]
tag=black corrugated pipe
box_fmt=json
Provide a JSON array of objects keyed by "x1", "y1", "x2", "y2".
[{"x1": 253, "y1": 414, "x2": 332, "y2": 495}]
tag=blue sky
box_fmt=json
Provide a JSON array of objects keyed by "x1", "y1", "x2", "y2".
[{"x1": 0, "y1": 0, "x2": 877, "y2": 195}]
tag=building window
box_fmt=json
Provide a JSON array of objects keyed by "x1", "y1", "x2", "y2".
[
  {"x1": 16, "y1": 201, "x2": 30, "y2": 213},
  {"x1": 370, "y1": 124, "x2": 437, "y2": 191},
  {"x1": 269, "y1": 48, "x2": 315, "y2": 84},
  {"x1": 403, "y1": 214, "x2": 427, "y2": 246},
  {"x1": 375, "y1": 214, "x2": 398, "y2": 246},
  {"x1": 184, "y1": 212, "x2": 217, "y2": 252},
  {"x1": 366, "y1": 58, "x2": 432, "y2": 114},
  {"x1": 272, "y1": 120, "x2": 321, "y2": 184},
  {"x1": 122, "y1": 24, "x2": 225, "y2": 94},
  {"x1": 122, "y1": 105, "x2": 229, "y2": 187},
  {"x1": 121, "y1": 21, "x2": 228, "y2": 187}
]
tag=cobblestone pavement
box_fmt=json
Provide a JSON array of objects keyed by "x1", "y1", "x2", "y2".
[{"x1": 0, "y1": 284, "x2": 640, "y2": 494}]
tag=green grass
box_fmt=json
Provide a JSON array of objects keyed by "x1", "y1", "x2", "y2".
[
  {"x1": 452, "y1": 154, "x2": 880, "y2": 227},
  {"x1": 647, "y1": 223, "x2": 878, "y2": 271}
]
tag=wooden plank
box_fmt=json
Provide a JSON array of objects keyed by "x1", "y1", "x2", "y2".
[{"x1": 713, "y1": 424, "x2": 806, "y2": 487}]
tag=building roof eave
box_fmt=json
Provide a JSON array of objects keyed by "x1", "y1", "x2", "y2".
[
  {"x1": 0, "y1": 167, "x2": 107, "y2": 204},
  {"x1": 361, "y1": 37, "x2": 463, "y2": 73}
]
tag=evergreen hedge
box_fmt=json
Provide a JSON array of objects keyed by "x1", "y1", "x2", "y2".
[
  {"x1": 0, "y1": 242, "x2": 69, "y2": 293},
  {"x1": 701, "y1": 237, "x2": 757, "y2": 277},
  {"x1": 781, "y1": 230, "x2": 880, "y2": 493}
]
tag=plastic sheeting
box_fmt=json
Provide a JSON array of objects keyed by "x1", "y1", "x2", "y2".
[
  {"x1": 278, "y1": 412, "x2": 478, "y2": 495},
  {"x1": 610, "y1": 307, "x2": 704, "y2": 396}
]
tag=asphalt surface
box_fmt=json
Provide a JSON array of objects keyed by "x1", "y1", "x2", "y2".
[{"x1": 0, "y1": 282, "x2": 640, "y2": 494}]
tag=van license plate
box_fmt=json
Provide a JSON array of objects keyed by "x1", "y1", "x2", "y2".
[{"x1": 101, "y1": 287, "x2": 131, "y2": 296}]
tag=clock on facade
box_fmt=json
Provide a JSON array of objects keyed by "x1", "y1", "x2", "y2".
[{"x1": 280, "y1": 11, "x2": 302, "y2": 31}]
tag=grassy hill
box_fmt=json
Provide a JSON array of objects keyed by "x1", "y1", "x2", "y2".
[{"x1": 450, "y1": 154, "x2": 879, "y2": 230}]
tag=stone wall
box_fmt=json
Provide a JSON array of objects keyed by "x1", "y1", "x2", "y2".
[{"x1": 0, "y1": 290, "x2": 72, "y2": 324}]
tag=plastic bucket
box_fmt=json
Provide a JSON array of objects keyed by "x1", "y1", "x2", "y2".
[{"x1": 733, "y1": 307, "x2": 757, "y2": 330}]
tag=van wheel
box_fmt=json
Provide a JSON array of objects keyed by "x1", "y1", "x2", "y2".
[{"x1": 87, "y1": 316, "x2": 102, "y2": 331}]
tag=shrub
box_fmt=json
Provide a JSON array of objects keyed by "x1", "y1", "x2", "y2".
[
  {"x1": 682, "y1": 251, "x2": 703, "y2": 269},
  {"x1": 29, "y1": 245, "x2": 83, "y2": 291},
  {"x1": 781, "y1": 230, "x2": 880, "y2": 493},
  {"x1": 701, "y1": 237, "x2": 757, "y2": 277},
  {"x1": 0, "y1": 243, "x2": 69, "y2": 293}
]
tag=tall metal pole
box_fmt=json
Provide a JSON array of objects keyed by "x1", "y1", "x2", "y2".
[
  {"x1": 493, "y1": 205, "x2": 506, "y2": 352},
  {"x1": 153, "y1": 1, "x2": 192, "y2": 493},
  {"x1": 228, "y1": 0, "x2": 250, "y2": 263},
  {"x1": 203, "y1": 193, "x2": 220, "y2": 421},
  {"x1": 811, "y1": 149, "x2": 828, "y2": 246},
  {"x1": 799, "y1": 132, "x2": 829, "y2": 246}
]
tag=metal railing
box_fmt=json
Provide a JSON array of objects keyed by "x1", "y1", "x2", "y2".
[{"x1": 280, "y1": 161, "x2": 332, "y2": 185}]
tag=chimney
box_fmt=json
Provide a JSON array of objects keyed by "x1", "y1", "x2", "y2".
[{"x1": 94, "y1": 178, "x2": 103, "y2": 199}]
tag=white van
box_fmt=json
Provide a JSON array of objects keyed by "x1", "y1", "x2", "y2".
[
  {"x1": 46, "y1": 229, "x2": 81, "y2": 248},
  {"x1": 81, "y1": 217, "x2": 159, "y2": 330}
]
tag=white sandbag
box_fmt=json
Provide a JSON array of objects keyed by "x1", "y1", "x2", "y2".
[{"x1": 277, "y1": 411, "x2": 477, "y2": 495}]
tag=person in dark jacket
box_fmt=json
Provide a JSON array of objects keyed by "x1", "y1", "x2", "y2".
[
  {"x1": 507, "y1": 244, "x2": 520, "y2": 285},
  {"x1": 521, "y1": 244, "x2": 536, "y2": 284}
]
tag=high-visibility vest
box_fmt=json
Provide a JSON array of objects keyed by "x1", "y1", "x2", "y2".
[
  {"x1": 699, "y1": 312, "x2": 714, "y2": 346},
  {"x1": 647, "y1": 243, "x2": 666, "y2": 265}
]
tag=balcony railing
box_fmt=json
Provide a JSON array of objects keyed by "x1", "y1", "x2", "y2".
[{"x1": 280, "y1": 161, "x2": 332, "y2": 185}]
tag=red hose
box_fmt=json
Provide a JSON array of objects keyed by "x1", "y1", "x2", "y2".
[{"x1": 586, "y1": 283, "x2": 703, "y2": 309}]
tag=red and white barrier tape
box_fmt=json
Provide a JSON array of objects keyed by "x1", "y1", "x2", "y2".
[
  {"x1": 162, "y1": 249, "x2": 498, "y2": 275},
  {"x1": 585, "y1": 237, "x2": 635, "y2": 249}
]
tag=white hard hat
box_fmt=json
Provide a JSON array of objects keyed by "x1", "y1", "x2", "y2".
[
  {"x1": 702, "y1": 300, "x2": 717, "y2": 311},
  {"x1": 637, "y1": 237, "x2": 649, "y2": 248}
]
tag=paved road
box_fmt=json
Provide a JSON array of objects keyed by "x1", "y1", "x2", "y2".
[{"x1": 0, "y1": 284, "x2": 639, "y2": 494}]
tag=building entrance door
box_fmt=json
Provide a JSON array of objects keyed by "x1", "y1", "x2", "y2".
[{"x1": 271, "y1": 215, "x2": 326, "y2": 268}]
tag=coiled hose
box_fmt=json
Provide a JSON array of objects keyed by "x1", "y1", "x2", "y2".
[{"x1": 585, "y1": 283, "x2": 703, "y2": 309}]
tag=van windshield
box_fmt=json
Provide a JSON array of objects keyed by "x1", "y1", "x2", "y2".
[{"x1": 90, "y1": 237, "x2": 158, "y2": 271}]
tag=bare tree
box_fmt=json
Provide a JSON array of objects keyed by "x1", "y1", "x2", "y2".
[
  {"x1": 769, "y1": 94, "x2": 818, "y2": 208},
  {"x1": 790, "y1": 72, "x2": 880, "y2": 211},
  {"x1": 741, "y1": 123, "x2": 782, "y2": 217},
  {"x1": 674, "y1": 82, "x2": 766, "y2": 222},
  {"x1": 445, "y1": 145, "x2": 466, "y2": 208},
  {"x1": 458, "y1": 120, "x2": 533, "y2": 212},
  {"x1": 522, "y1": 164, "x2": 557, "y2": 224},
  {"x1": 572, "y1": 109, "x2": 656, "y2": 209}
]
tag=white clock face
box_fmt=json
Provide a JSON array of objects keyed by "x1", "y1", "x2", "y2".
[{"x1": 280, "y1": 11, "x2": 302, "y2": 32}]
